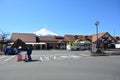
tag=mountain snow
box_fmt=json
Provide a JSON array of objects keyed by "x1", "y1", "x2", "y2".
[{"x1": 34, "y1": 28, "x2": 58, "y2": 36}]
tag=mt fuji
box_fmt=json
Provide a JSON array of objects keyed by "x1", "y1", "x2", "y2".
[{"x1": 34, "y1": 28, "x2": 58, "y2": 36}]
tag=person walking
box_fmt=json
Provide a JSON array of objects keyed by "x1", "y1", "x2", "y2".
[{"x1": 26, "y1": 45, "x2": 33, "y2": 61}]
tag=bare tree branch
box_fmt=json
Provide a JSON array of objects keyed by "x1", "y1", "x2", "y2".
[
  {"x1": 0, "y1": 30, "x2": 10, "y2": 41},
  {"x1": 0, "y1": 30, "x2": 10, "y2": 52}
]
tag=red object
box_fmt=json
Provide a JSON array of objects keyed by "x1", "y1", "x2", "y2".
[
  {"x1": 17, "y1": 55, "x2": 21, "y2": 62},
  {"x1": 24, "y1": 54, "x2": 28, "y2": 61}
]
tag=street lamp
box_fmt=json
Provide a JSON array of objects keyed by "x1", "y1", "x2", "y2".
[{"x1": 95, "y1": 21, "x2": 99, "y2": 52}]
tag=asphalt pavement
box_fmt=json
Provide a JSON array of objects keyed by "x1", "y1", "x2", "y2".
[{"x1": 0, "y1": 50, "x2": 120, "y2": 80}]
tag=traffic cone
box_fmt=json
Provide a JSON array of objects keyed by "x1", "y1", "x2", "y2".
[
  {"x1": 24, "y1": 54, "x2": 28, "y2": 61},
  {"x1": 17, "y1": 55, "x2": 21, "y2": 62}
]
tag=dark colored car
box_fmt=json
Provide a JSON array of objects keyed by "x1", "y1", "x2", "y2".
[{"x1": 4, "y1": 47, "x2": 17, "y2": 55}]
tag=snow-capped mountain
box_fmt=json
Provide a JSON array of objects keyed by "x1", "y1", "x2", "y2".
[{"x1": 34, "y1": 28, "x2": 58, "y2": 36}]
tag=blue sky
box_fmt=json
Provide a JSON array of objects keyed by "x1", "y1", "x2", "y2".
[{"x1": 0, "y1": 0, "x2": 120, "y2": 36}]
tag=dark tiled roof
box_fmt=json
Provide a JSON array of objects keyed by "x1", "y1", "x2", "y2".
[
  {"x1": 64, "y1": 35, "x2": 76, "y2": 42},
  {"x1": 10, "y1": 32, "x2": 116, "y2": 44},
  {"x1": 10, "y1": 33, "x2": 36, "y2": 43},
  {"x1": 64, "y1": 35, "x2": 91, "y2": 42},
  {"x1": 40, "y1": 36, "x2": 57, "y2": 42},
  {"x1": 39, "y1": 36, "x2": 65, "y2": 43},
  {"x1": 91, "y1": 32, "x2": 116, "y2": 43},
  {"x1": 91, "y1": 32, "x2": 107, "y2": 42},
  {"x1": 11, "y1": 39, "x2": 27, "y2": 49}
]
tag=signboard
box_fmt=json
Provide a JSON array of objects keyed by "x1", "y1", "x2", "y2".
[
  {"x1": 92, "y1": 44, "x2": 97, "y2": 52},
  {"x1": 115, "y1": 44, "x2": 120, "y2": 48},
  {"x1": 66, "y1": 45, "x2": 71, "y2": 50}
]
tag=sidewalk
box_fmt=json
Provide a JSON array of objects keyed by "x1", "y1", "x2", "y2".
[
  {"x1": 104, "y1": 50, "x2": 120, "y2": 55},
  {"x1": 90, "y1": 49, "x2": 120, "y2": 56}
]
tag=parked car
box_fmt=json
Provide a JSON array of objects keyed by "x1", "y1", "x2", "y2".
[{"x1": 4, "y1": 46, "x2": 18, "y2": 55}]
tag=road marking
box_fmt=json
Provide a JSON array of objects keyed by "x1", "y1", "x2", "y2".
[
  {"x1": 39, "y1": 57, "x2": 43, "y2": 61},
  {"x1": 80, "y1": 54, "x2": 90, "y2": 57},
  {"x1": 4, "y1": 56, "x2": 15, "y2": 62},
  {"x1": 60, "y1": 56, "x2": 71, "y2": 59},
  {"x1": 39, "y1": 56, "x2": 50, "y2": 61},
  {"x1": 0, "y1": 56, "x2": 8, "y2": 60},
  {"x1": 43, "y1": 57, "x2": 49, "y2": 61},
  {"x1": 34, "y1": 54, "x2": 91, "y2": 62},
  {"x1": 53, "y1": 56, "x2": 57, "y2": 60},
  {"x1": 69, "y1": 55, "x2": 80, "y2": 59},
  {"x1": 37, "y1": 55, "x2": 82, "y2": 61}
]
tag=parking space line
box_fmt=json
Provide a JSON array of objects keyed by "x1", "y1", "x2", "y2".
[
  {"x1": 4, "y1": 56, "x2": 15, "y2": 62},
  {"x1": 0, "y1": 56, "x2": 8, "y2": 60},
  {"x1": 39, "y1": 57, "x2": 43, "y2": 61},
  {"x1": 80, "y1": 54, "x2": 90, "y2": 57},
  {"x1": 53, "y1": 56, "x2": 57, "y2": 60}
]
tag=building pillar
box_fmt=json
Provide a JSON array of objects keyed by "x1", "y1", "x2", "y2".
[
  {"x1": 45, "y1": 44, "x2": 47, "y2": 50},
  {"x1": 40, "y1": 44, "x2": 42, "y2": 50}
]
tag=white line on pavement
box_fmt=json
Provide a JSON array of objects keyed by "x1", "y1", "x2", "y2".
[
  {"x1": 69, "y1": 55, "x2": 80, "y2": 59},
  {"x1": 53, "y1": 56, "x2": 57, "y2": 60},
  {"x1": 32, "y1": 54, "x2": 69, "y2": 57},
  {"x1": 43, "y1": 57, "x2": 50, "y2": 61},
  {"x1": 39, "y1": 56, "x2": 50, "y2": 61},
  {"x1": 80, "y1": 54, "x2": 90, "y2": 57},
  {"x1": 4, "y1": 56, "x2": 15, "y2": 62},
  {"x1": 0, "y1": 56, "x2": 8, "y2": 60},
  {"x1": 39, "y1": 57, "x2": 43, "y2": 61}
]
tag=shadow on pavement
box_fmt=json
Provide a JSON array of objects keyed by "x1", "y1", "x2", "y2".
[{"x1": 24, "y1": 59, "x2": 41, "y2": 62}]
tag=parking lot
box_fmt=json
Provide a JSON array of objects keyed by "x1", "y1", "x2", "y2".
[
  {"x1": 0, "y1": 50, "x2": 120, "y2": 80},
  {"x1": 0, "y1": 50, "x2": 91, "y2": 64}
]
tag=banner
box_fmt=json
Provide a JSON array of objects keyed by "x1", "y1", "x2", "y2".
[{"x1": 92, "y1": 44, "x2": 97, "y2": 52}]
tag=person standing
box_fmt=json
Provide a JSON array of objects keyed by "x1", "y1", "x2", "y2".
[{"x1": 26, "y1": 45, "x2": 32, "y2": 61}]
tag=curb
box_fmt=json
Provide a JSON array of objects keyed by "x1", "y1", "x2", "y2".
[{"x1": 90, "y1": 50, "x2": 120, "y2": 56}]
